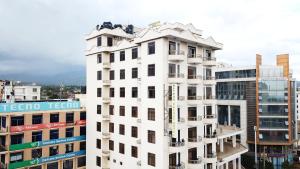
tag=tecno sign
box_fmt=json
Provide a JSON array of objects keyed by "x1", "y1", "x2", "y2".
[{"x1": 0, "y1": 101, "x2": 80, "y2": 113}]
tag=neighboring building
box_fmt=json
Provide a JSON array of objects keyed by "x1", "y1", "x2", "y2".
[
  {"x1": 86, "y1": 21, "x2": 247, "y2": 169},
  {"x1": 296, "y1": 88, "x2": 300, "y2": 120},
  {"x1": 216, "y1": 54, "x2": 297, "y2": 169},
  {"x1": 2, "y1": 81, "x2": 41, "y2": 102},
  {"x1": 0, "y1": 100, "x2": 86, "y2": 169}
]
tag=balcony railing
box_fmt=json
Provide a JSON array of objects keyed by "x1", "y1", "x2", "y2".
[
  {"x1": 205, "y1": 95, "x2": 216, "y2": 100},
  {"x1": 203, "y1": 57, "x2": 216, "y2": 61},
  {"x1": 206, "y1": 152, "x2": 217, "y2": 158},
  {"x1": 169, "y1": 50, "x2": 185, "y2": 55},
  {"x1": 169, "y1": 140, "x2": 185, "y2": 147},
  {"x1": 168, "y1": 96, "x2": 185, "y2": 101},
  {"x1": 204, "y1": 133, "x2": 217, "y2": 139},
  {"x1": 169, "y1": 162, "x2": 185, "y2": 169},
  {"x1": 188, "y1": 116, "x2": 202, "y2": 121},
  {"x1": 188, "y1": 75, "x2": 202, "y2": 79},
  {"x1": 188, "y1": 136, "x2": 202, "y2": 142},
  {"x1": 205, "y1": 76, "x2": 215, "y2": 80},
  {"x1": 188, "y1": 53, "x2": 202, "y2": 58},
  {"x1": 168, "y1": 73, "x2": 185, "y2": 78},
  {"x1": 187, "y1": 96, "x2": 202, "y2": 100},
  {"x1": 204, "y1": 114, "x2": 216, "y2": 119},
  {"x1": 188, "y1": 158, "x2": 202, "y2": 164}
]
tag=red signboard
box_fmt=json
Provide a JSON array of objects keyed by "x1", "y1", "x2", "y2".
[
  {"x1": 75, "y1": 120, "x2": 86, "y2": 125},
  {"x1": 11, "y1": 122, "x2": 66, "y2": 132}
]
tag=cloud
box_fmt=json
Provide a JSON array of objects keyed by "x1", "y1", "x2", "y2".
[{"x1": 0, "y1": 0, "x2": 299, "y2": 80}]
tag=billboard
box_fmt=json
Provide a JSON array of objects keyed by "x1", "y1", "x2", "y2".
[{"x1": 10, "y1": 122, "x2": 66, "y2": 132}]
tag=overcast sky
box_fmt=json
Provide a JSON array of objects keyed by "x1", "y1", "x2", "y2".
[{"x1": 0, "y1": 0, "x2": 300, "y2": 79}]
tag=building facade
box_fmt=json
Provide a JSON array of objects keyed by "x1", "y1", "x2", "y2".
[
  {"x1": 1, "y1": 81, "x2": 41, "y2": 102},
  {"x1": 216, "y1": 54, "x2": 297, "y2": 169},
  {"x1": 0, "y1": 100, "x2": 86, "y2": 169},
  {"x1": 86, "y1": 22, "x2": 247, "y2": 169}
]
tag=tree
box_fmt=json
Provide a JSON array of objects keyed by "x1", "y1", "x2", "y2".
[{"x1": 282, "y1": 160, "x2": 292, "y2": 169}]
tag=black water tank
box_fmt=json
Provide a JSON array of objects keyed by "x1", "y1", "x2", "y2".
[
  {"x1": 114, "y1": 24, "x2": 122, "y2": 29},
  {"x1": 125, "y1": 24, "x2": 134, "y2": 34},
  {"x1": 102, "y1": 22, "x2": 113, "y2": 29}
]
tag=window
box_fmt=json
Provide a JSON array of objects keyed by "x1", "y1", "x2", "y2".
[
  {"x1": 120, "y1": 87, "x2": 125, "y2": 97},
  {"x1": 33, "y1": 88, "x2": 37, "y2": 92},
  {"x1": 120, "y1": 69, "x2": 125, "y2": 79},
  {"x1": 32, "y1": 96, "x2": 38, "y2": 100},
  {"x1": 132, "y1": 106, "x2": 138, "y2": 118},
  {"x1": 148, "y1": 42, "x2": 155, "y2": 55},
  {"x1": 148, "y1": 64, "x2": 155, "y2": 76},
  {"x1": 97, "y1": 122, "x2": 101, "y2": 132},
  {"x1": 97, "y1": 36, "x2": 102, "y2": 46},
  {"x1": 119, "y1": 143, "x2": 125, "y2": 154},
  {"x1": 32, "y1": 115, "x2": 42, "y2": 124},
  {"x1": 80, "y1": 111, "x2": 86, "y2": 120},
  {"x1": 110, "y1": 88, "x2": 115, "y2": 97},
  {"x1": 97, "y1": 105, "x2": 101, "y2": 114},
  {"x1": 32, "y1": 131, "x2": 42, "y2": 142},
  {"x1": 63, "y1": 159, "x2": 73, "y2": 169},
  {"x1": 131, "y1": 146, "x2": 138, "y2": 158},
  {"x1": 97, "y1": 88, "x2": 102, "y2": 97},
  {"x1": 32, "y1": 148, "x2": 42, "y2": 159},
  {"x1": 110, "y1": 53, "x2": 114, "y2": 63},
  {"x1": 96, "y1": 156, "x2": 101, "y2": 167},
  {"x1": 66, "y1": 113, "x2": 74, "y2": 123},
  {"x1": 120, "y1": 51, "x2": 125, "y2": 61},
  {"x1": 65, "y1": 143, "x2": 74, "y2": 153},
  {"x1": 77, "y1": 156, "x2": 86, "y2": 168},
  {"x1": 11, "y1": 116, "x2": 24, "y2": 126},
  {"x1": 10, "y1": 152, "x2": 23, "y2": 163},
  {"x1": 47, "y1": 162, "x2": 58, "y2": 169},
  {"x1": 65, "y1": 128, "x2": 74, "y2": 138},
  {"x1": 109, "y1": 70, "x2": 115, "y2": 80},
  {"x1": 132, "y1": 48, "x2": 138, "y2": 59},
  {"x1": 109, "y1": 140, "x2": 114, "y2": 151},
  {"x1": 119, "y1": 124, "x2": 125, "y2": 135},
  {"x1": 119, "y1": 106, "x2": 125, "y2": 116},
  {"x1": 107, "y1": 37, "x2": 113, "y2": 46},
  {"x1": 80, "y1": 142, "x2": 86, "y2": 150},
  {"x1": 148, "y1": 153, "x2": 156, "y2": 166},
  {"x1": 109, "y1": 105, "x2": 114, "y2": 115},
  {"x1": 188, "y1": 46, "x2": 196, "y2": 58},
  {"x1": 49, "y1": 146, "x2": 59, "y2": 156},
  {"x1": 97, "y1": 71, "x2": 102, "y2": 80},
  {"x1": 132, "y1": 68, "x2": 138, "y2": 78},
  {"x1": 50, "y1": 129, "x2": 59, "y2": 139},
  {"x1": 80, "y1": 126, "x2": 86, "y2": 136},
  {"x1": 148, "y1": 108, "x2": 155, "y2": 121},
  {"x1": 96, "y1": 139, "x2": 101, "y2": 149},
  {"x1": 131, "y1": 126, "x2": 138, "y2": 138},
  {"x1": 50, "y1": 114, "x2": 59, "y2": 123},
  {"x1": 11, "y1": 134, "x2": 24, "y2": 145},
  {"x1": 148, "y1": 130, "x2": 156, "y2": 143},
  {"x1": 97, "y1": 54, "x2": 102, "y2": 63},
  {"x1": 132, "y1": 87, "x2": 138, "y2": 98},
  {"x1": 109, "y1": 122, "x2": 114, "y2": 133},
  {"x1": 148, "y1": 86, "x2": 155, "y2": 98}
]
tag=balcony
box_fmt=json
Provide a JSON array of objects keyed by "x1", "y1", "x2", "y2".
[
  {"x1": 203, "y1": 134, "x2": 217, "y2": 144},
  {"x1": 216, "y1": 125, "x2": 243, "y2": 139},
  {"x1": 103, "y1": 80, "x2": 111, "y2": 86},
  {"x1": 103, "y1": 62, "x2": 110, "y2": 69},
  {"x1": 102, "y1": 150, "x2": 110, "y2": 156},
  {"x1": 203, "y1": 114, "x2": 217, "y2": 124},
  {"x1": 168, "y1": 50, "x2": 185, "y2": 62},
  {"x1": 169, "y1": 162, "x2": 185, "y2": 169},
  {"x1": 203, "y1": 57, "x2": 217, "y2": 66},
  {"x1": 217, "y1": 143, "x2": 247, "y2": 162},
  {"x1": 187, "y1": 54, "x2": 202, "y2": 64},
  {"x1": 187, "y1": 75, "x2": 202, "y2": 84},
  {"x1": 168, "y1": 73, "x2": 185, "y2": 83},
  {"x1": 188, "y1": 116, "x2": 202, "y2": 126},
  {"x1": 168, "y1": 96, "x2": 185, "y2": 102},
  {"x1": 203, "y1": 95, "x2": 216, "y2": 104},
  {"x1": 102, "y1": 115, "x2": 110, "y2": 121},
  {"x1": 102, "y1": 132, "x2": 110, "y2": 139},
  {"x1": 188, "y1": 136, "x2": 202, "y2": 143},
  {"x1": 102, "y1": 97, "x2": 110, "y2": 104},
  {"x1": 203, "y1": 76, "x2": 216, "y2": 85},
  {"x1": 187, "y1": 96, "x2": 202, "y2": 105},
  {"x1": 169, "y1": 139, "x2": 185, "y2": 153},
  {"x1": 204, "y1": 152, "x2": 217, "y2": 163},
  {"x1": 188, "y1": 158, "x2": 202, "y2": 169}
]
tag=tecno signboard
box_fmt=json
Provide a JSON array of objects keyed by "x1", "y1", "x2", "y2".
[{"x1": 0, "y1": 101, "x2": 81, "y2": 113}]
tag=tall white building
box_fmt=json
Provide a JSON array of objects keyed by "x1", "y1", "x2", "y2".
[
  {"x1": 297, "y1": 88, "x2": 300, "y2": 120},
  {"x1": 86, "y1": 22, "x2": 247, "y2": 169}
]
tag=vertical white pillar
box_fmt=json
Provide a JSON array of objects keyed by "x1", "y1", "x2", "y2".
[
  {"x1": 233, "y1": 135, "x2": 236, "y2": 148},
  {"x1": 228, "y1": 105, "x2": 231, "y2": 126},
  {"x1": 220, "y1": 139, "x2": 224, "y2": 152},
  {"x1": 238, "y1": 157, "x2": 241, "y2": 169},
  {"x1": 225, "y1": 162, "x2": 228, "y2": 169},
  {"x1": 233, "y1": 158, "x2": 237, "y2": 169}
]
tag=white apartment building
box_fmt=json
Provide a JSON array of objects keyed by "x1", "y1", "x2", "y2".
[
  {"x1": 2, "y1": 81, "x2": 41, "y2": 102},
  {"x1": 297, "y1": 88, "x2": 300, "y2": 120},
  {"x1": 86, "y1": 22, "x2": 247, "y2": 169}
]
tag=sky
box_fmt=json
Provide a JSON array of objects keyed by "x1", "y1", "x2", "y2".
[{"x1": 0, "y1": 0, "x2": 300, "y2": 82}]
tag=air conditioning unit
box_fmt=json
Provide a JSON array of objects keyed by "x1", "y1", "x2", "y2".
[
  {"x1": 259, "y1": 134, "x2": 263, "y2": 139},
  {"x1": 285, "y1": 121, "x2": 289, "y2": 125},
  {"x1": 285, "y1": 134, "x2": 289, "y2": 139}
]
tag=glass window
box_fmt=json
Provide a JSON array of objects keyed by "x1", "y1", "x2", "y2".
[
  {"x1": 148, "y1": 130, "x2": 155, "y2": 143},
  {"x1": 148, "y1": 153, "x2": 156, "y2": 166},
  {"x1": 110, "y1": 88, "x2": 114, "y2": 97},
  {"x1": 97, "y1": 71, "x2": 102, "y2": 80},
  {"x1": 97, "y1": 36, "x2": 101, "y2": 46},
  {"x1": 97, "y1": 54, "x2": 102, "y2": 63},
  {"x1": 32, "y1": 148, "x2": 42, "y2": 159},
  {"x1": 32, "y1": 131, "x2": 43, "y2": 142},
  {"x1": 119, "y1": 143, "x2": 125, "y2": 154},
  {"x1": 148, "y1": 64, "x2": 155, "y2": 76},
  {"x1": 131, "y1": 146, "x2": 138, "y2": 158},
  {"x1": 132, "y1": 126, "x2": 138, "y2": 138},
  {"x1": 47, "y1": 162, "x2": 58, "y2": 169},
  {"x1": 65, "y1": 128, "x2": 74, "y2": 138},
  {"x1": 96, "y1": 139, "x2": 101, "y2": 149},
  {"x1": 65, "y1": 143, "x2": 74, "y2": 153},
  {"x1": 148, "y1": 108, "x2": 155, "y2": 121},
  {"x1": 66, "y1": 113, "x2": 74, "y2": 123},
  {"x1": 97, "y1": 88, "x2": 102, "y2": 97},
  {"x1": 120, "y1": 51, "x2": 125, "y2": 61},
  {"x1": 11, "y1": 134, "x2": 24, "y2": 145},
  {"x1": 10, "y1": 152, "x2": 23, "y2": 163},
  {"x1": 97, "y1": 122, "x2": 101, "y2": 132},
  {"x1": 131, "y1": 106, "x2": 138, "y2": 118},
  {"x1": 63, "y1": 159, "x2": 73, "y2": 169},
  {"x1": 11, "y1": 116, "x2": 24, "y2": 126},
  {"x1": 97, "y1": 105, "x2": 102, "y2": 114},
  {"x1": 50, "y1": 114, "x2": 59, "y2": 123},
  {"x1": 132, "y1": 87, "x2": 138, "y2": 98},
  {"x1": 32, "y1": 115, "x2": 43, "y2": 124},
  {"x1": 80, "y1": 126, "x2": 86, "y2": 136},
  {"x1": 50, "y1": 129, "x2": 59, "y2": 139},
  {"x1": 119, "y1": 106, "x2": 125, "y2": 116},
  {"x1": 77, "y1": 156, "x2": 86, "y2": 168},
  {"x1": 120, "y1": 87, "x2": 125, "y2": 97},
  {"x1": 80, "y1": 111, "x2": 86, "y2": 120},
  {"x1": 120, "y1": 69, "x2": 125, "y2": 79},
  {"x1": 148, "y1": 86, "x2": 155, "y2": 98},
  {"x1": 148, "y1": 42, "x2": 155, "y2": 55},
  {"x1": 96, "y1": 156, "x2": 101, "y2": 166},
  {"x1": 132, "y1": 48, "x2": 138, "y2": 59},
  {"x1": 132, "y1": 68, "x2": 138, "y2": 78},
  {"x1": 110, "y1": 53, "x2": 114, "y2": 63},
  {"x1": 107, "y1": 37, "x2": 113, "y2": 46},
  {"x1": 109, "y1": 70, "x2": 115, "y2": 80},
  {"x1": 49, "y1": 146, "x2": 59, "y2": 156}
]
